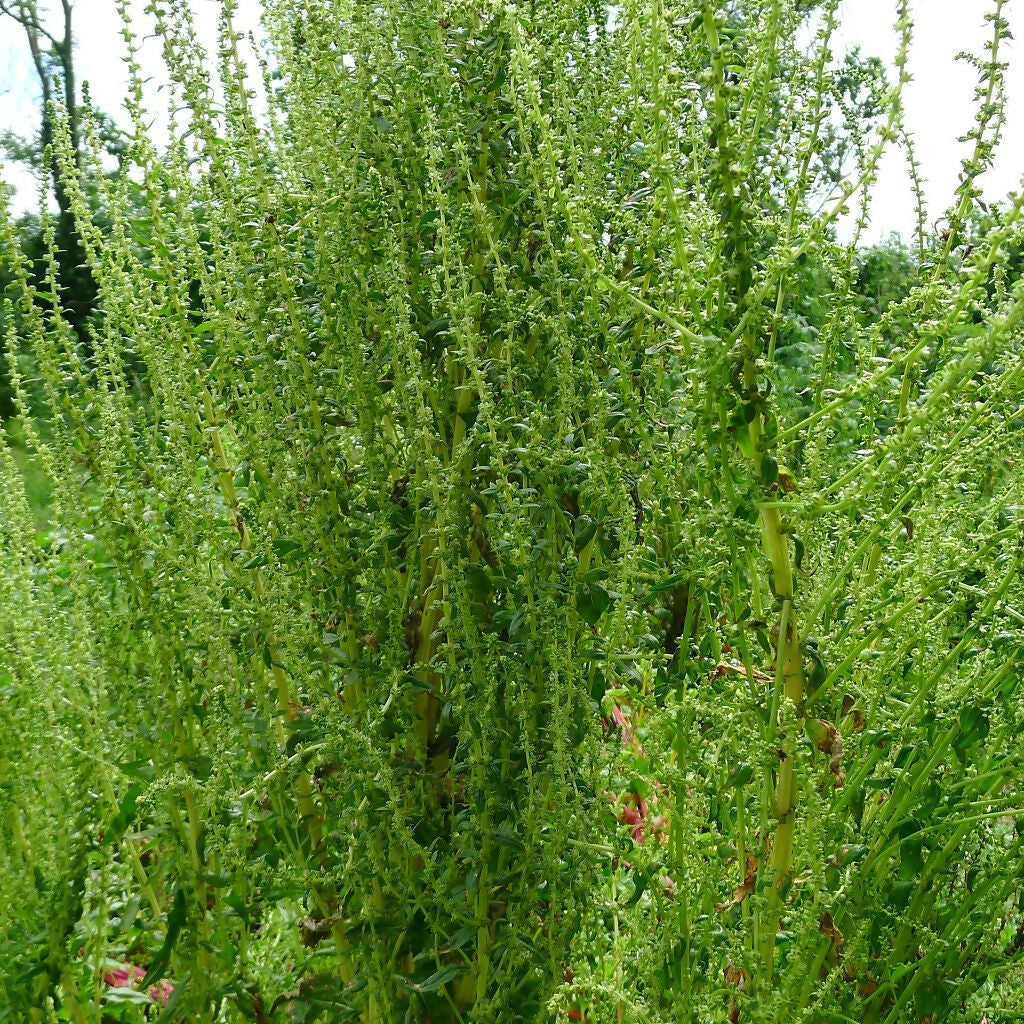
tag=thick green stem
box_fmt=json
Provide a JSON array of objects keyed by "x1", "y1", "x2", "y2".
[{"x1": 748, "y1": 382, "x2": 804, "y2": 975}]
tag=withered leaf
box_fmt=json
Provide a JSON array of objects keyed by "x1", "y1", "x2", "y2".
[{"x1": 715, "y1": 852, "x2": 759, "y2": 911}]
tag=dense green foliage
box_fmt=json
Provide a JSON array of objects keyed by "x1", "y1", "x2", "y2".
[{"x1": 2, "y1": 1, "x2": 1024, "y2": 1022}]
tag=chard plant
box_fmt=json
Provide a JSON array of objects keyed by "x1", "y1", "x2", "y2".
[{"x1": 1, "y1": 0, "x2": 1024, "y2": 1022}]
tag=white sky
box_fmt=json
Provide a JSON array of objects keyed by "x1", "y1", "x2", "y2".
[
  {"x1": 833, "y1": 0, "x2": 1024, "y2": 243},
  {"x1": 0, "y1": 0, "x2": 1022, "y2": 246},
  {"x1": 0, "y1": 0, "x2": 263, "y2": 205}
]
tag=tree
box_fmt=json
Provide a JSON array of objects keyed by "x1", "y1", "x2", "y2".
[{"x1": 0, "y1": 0, "x2": 93, "y2": 336}]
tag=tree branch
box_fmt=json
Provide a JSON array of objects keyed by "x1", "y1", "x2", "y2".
[{"x1": 0, "y1": 0, "x2": 62, "y2": 51}]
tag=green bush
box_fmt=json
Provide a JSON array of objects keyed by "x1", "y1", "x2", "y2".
[{"x1": 1, "y1": 1, "x2": 1024, "y2": 1021}]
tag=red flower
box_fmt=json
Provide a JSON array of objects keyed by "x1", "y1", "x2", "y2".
[
  {"x1": 610, "y1": 702, "x2": 638, "y2": 747},
  {"x1": 103, "y1": 964, "x2": 174, "y2": 1006},
  {"x1": 618, "y1": 792, "x2": 668, "y2": 845},
  {"x1": 619, "y1": 792, "x2": 647, "y2": 841},
  {"x1": 103, "y1": 965, "x2": 145, "y2": 986},
  {"x1": 150, "y1": 979, "x2": 174, "y2": 1006}
]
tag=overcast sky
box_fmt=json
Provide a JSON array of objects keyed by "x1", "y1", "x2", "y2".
[
  {"x1": 1, "y1": 0, "x2": 1021, "y2": 245},
  {"x1": 832, "y1": 0, "x2": 1024, "y2": 242}
]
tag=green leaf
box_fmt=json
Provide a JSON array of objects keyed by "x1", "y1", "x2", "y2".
[
  {"x1": 623, "y1": 865, "x2": 652, "y2": 907},
  {"x1": 642, "y1": 572, "x2": 688, "y2": 601},
  {"x1": 103, "y1": 988, "x2": 155, "y2": 1005},
  {"x1": 438, "y1": 926, "x2": 475, "y2": 954},
  {"x1": 272, "y1": 538, "x2": 304, "y2": 561},
  {"x1": 885, "y1": 879, "x2": 916, "y2": 909},
  {"x1": 805, "y1": 647, "x2": 827, "y2": 693},
  {"x1": 574, "y1": 514, "x2": 598, "y2": 549},
  {"x1": 793, "y1": 535, "x2": 805, "y2": 571},
  {"x1": 494, "y1": 825, "x2": 525, "y2": 852},
  {"x1": 142, "y1": 887, "x2": 186, "y2": 988},
  {"x1": 577, "y1": 582, "x2": 620, "y2": 626},
  {"x1": 915, "y1": 978, "x2": 953, "y2": 1021},
  {"x1": 103, "y1": 782, "x2": 143, "y2": 846},
  {"x1": 117, "y1": 758, "x2": 156, "y2": 782},
  {"x1": 954, "y1": 706, "x2": 989, "y2": 752},
  {"x1": 402, "y1": 964, "x2": 464, "y2": 994}
]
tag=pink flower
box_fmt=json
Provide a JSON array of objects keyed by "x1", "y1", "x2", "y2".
[
  {"x1": 618, "y1": 792, "x2": 669, "y2": 845},
  {"x1": 610, "y1": 703, "x2": 638, "y2": 746},
  {"x1": 150, "y1": 979, "x2": 174, "y2": 1005},
  {"x1": 103, "y1": 964, "x2": 174, "y2": 1005},
  {"x1": 103, "y1": 965, "x2": 145, "y2": 986},
  {"x1": 620, "y1": 793, "x2": 650, "y2": 842}
]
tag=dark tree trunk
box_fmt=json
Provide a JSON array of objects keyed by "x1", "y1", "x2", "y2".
[{"x1": 2, "y1": 0, "x2": 95, "y2": 339}]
